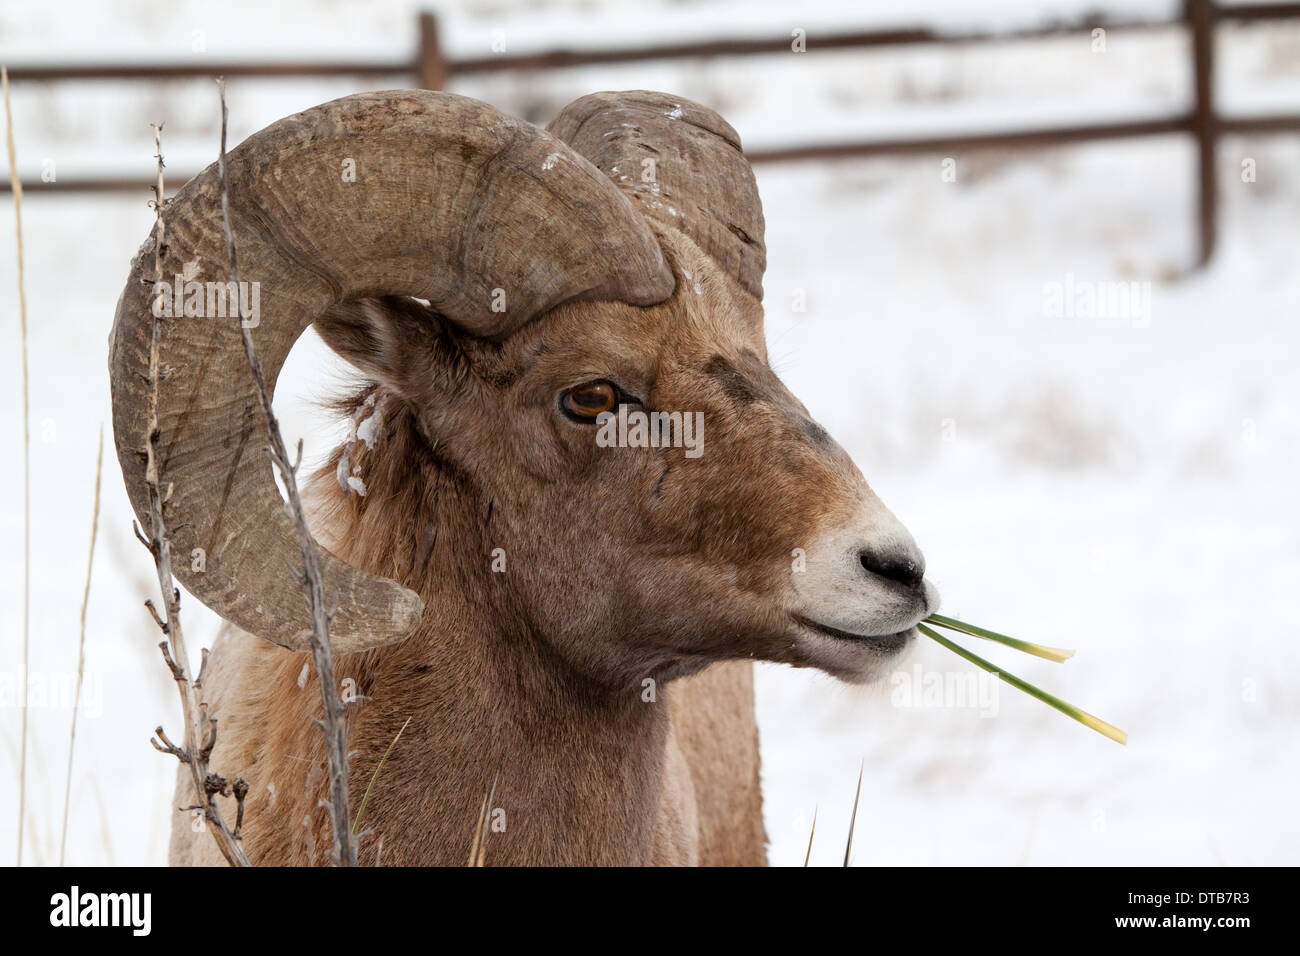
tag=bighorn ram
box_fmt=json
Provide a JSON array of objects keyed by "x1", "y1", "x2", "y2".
[{"x1": 109, "y1": 90, "x2": 937, "y2": 865}]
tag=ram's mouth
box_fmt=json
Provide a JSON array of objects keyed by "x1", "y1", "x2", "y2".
[{"x1": 794, "y1": 615, "x2": 914, "y2": 654}]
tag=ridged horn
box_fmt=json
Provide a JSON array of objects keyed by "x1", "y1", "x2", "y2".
[
  {"x1": 109, "y1": 90, "x2": 674, "y2": 653},
  {"x1": 547, "y1": 90, "x2": 766, "y2": 301}
]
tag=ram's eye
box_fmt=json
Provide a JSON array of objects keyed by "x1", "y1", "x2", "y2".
[{"x1": 561, "y1": 381, "x2": 620, "y2": 420}]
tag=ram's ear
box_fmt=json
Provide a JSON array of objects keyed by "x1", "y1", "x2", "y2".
[{"x1": 315, "y1": 296, "x2": 457, "y2": 398}]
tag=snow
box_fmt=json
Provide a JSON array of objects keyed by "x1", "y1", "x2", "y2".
[
  {"x1": 1, "y1": 0, "x2": 1298, "y2": 865},
  {"x1": 355, "y1": 406, "x2": 382, "y2": 449}
]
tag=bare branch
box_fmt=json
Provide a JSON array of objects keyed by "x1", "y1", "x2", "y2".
[
  {"x1": 157, "y1": 640, "x2": 184, "y2": 682},
  {"x1": 196, "y1": 647, "x2": 210, "y2": 688},
  {"x1": 199, "y1": 712, "x2": 218, "y2": 762},
  {"x1": 217, "y1": 77, "x2": 357, "y2": 866},
  {"x1": 151, "y1": 726, "x2": 186, "y2": 761},
  {"x1": 232, "y1": 779, "x2": 250, "y2": 839},
  {"x1": 144, "y1": 600, "x2": 167, "y2": 634},
  {"x1": 141, "y1": 121, "x2": 250, "y2": 867}
]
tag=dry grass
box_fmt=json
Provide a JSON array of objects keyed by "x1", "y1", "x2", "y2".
[
  {"x1": 59, "y1": 428, "x2": 104, "y2": 866},
  {"x1": 2, "y1": 64, "x2": 33, "y2": 868},
  {"x1": 468, "y1": 775, "x2": 499, "y2": 867},
  {"x1": 843, "y1": 763, "x2": 864, "y2": 867},
  {"x1": 352, "y1": 716, "x2": 411, "y2": 838},
  {"x1": 803, "y1": 806, "x2": 817, "y2": 866}
]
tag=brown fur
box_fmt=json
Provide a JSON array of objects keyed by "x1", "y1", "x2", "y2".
[{"x1": 171, "y1": 227, "x2": 870, "y2": 865}]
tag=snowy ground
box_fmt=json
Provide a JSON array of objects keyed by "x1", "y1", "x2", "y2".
[{"x1": 1, "y1": 0, "x2": 1298, "y2": 865}]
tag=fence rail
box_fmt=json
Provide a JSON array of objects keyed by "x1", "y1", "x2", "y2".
[{"x1": 4, "y1": 1, "x2": 1300, "y2": 264}]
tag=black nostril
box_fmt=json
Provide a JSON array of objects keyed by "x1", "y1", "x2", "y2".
[{"x1": 859, "y1": 549, "x2": 925, "y2": 590}]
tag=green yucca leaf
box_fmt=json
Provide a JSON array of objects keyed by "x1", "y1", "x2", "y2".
[
  {"x1": 917, "y1": 622, "x2": 1127, "y2": 745},
  {"x1": 925, "y1": 613, "x2": 1075, "y2": 663}
]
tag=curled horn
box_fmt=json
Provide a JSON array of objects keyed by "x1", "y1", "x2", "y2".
[
  {"x1": 547, "y1": 90, "x2": 766, "y2": 301},
  {"x1": 109, "y1": 90, "x2": 674, "y2": 653}
]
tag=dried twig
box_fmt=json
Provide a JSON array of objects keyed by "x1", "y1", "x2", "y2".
[
  {"x1": 216, "y1": 78, "x2": 357, "y2": 866},
  {"x1": 140, "y1": 121, "x2": 249, "y2": 867},
  {"x1": 3, "y1": 65, "x2": 32, "y2": 867},
  {"x1": 59, "y1": 428, "x2": 104, "y2": 866}
]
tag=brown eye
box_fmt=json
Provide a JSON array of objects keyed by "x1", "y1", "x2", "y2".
[{"x1": 561, "y1": 381, "x2": 619, "y2": 420}]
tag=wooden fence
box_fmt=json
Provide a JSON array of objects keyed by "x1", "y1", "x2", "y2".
[{"x1": 5, "y1": 0, "x2": 1300, "y2": 264}]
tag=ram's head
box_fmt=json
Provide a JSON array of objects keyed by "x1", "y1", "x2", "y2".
[{"x1": 109, "y1": 90, "x2": 936, "y2": 686}]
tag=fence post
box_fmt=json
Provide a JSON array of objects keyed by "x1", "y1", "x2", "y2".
[
  {"x1": 1188, "y1": 0, "x2": 1217, "y2": 267},
  {"x1": 417, "y1": 12, "x2": 448, "y2": 90}
]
